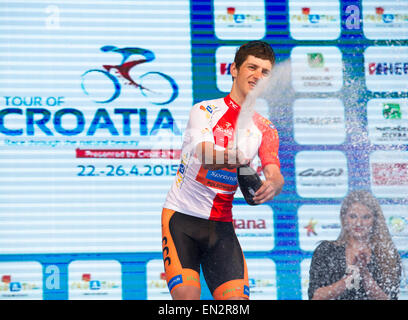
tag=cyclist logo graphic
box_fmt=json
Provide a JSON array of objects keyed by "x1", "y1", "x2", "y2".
[{"x1": 81, "y1": 46, "x2": 179, "y2": 105}]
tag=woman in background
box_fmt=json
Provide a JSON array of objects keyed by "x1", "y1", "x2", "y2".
[{"x1": 308, "y1": 190, "x2": 402, "y2": 300}]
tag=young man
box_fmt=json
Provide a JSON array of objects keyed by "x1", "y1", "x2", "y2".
[{"x1": 161, "y1": 41, "x2": 284, "y2": 300}]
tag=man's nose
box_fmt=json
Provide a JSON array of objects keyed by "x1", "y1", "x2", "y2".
[{"x1": 253, "y1": 68, "x2": 263, "y2": 79}]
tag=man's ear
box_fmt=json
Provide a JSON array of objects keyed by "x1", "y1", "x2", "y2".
[{"x1": 230, "y1": 62, "x2": 238, "y2": 79}]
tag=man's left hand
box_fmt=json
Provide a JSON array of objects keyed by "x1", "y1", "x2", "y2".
[{"x1": 252, "y1": 180, "x2": 278, "y2": 204}]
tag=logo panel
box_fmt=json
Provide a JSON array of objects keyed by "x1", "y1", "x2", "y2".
[
  {"x1": 0, "y1": 262, "x2": 42, "y2": 300},
  {"x1": 215, "y1": 46, "x2": 239, "y2": 92},
  {"x1": 246, "y1": 259, "x2": 277, "y2": 300},
  {"x1": 289, "y1": 0, "x2": 341, "y2": 40},
  {"x1": 68, "y1": 260, "x2": 122, "y2": 300},
  {"x1": 363, "y1": 1, "x2": 408, "y2": 39},
  {"x1": 295, "y1": 151, "x2": 348, "y2": 198},
  {"x1": 364, "y1": 46, "x2": 408, "y2": 92},
  {"x1": 291, "y1": 46, "x2": 343, "y2": 92},
  {"x1": 382, "y1": 205, "x2": 408, "y2": 251},
  {"x1": 293, "y1": 98, "x2": 345, "y2": 145},
  {"x1": 233, "y1": 204, "x2": 274, "y2": 252},
  {"x1": 370, "y1": 151, "x2": 408, "y2": 198},
  {"x1": 367, "y1": 98, "x2": 408, "y2": 144},
  {"x1": 214, "y1": 1, "x2": 266, "y2": 40},
  {"x1": 298, "y1": 205, "x2": 341, "y2": 252}
]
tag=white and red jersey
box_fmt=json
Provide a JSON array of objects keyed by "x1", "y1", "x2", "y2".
[{"x1": 163, "y1": 95, "x2": 280, "y2": 222}]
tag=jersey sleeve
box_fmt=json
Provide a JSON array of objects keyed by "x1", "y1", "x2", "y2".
[
  {"x1": 255, "y1": 115, "x2": 280, "y2": 169},
  {"x1": 184, "y1": 103, "x2": 215, "y2": 151}
]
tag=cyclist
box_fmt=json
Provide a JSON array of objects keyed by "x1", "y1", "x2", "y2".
[
  {"x1": 82, "y1": 46, "x2": 178, "y2": 104},
  {"x1": 161, "y1": 41, "x2": 284, "y2": 300},
  {"x1": 101, "y1": 46, "x2": 154, "y2": 89}
]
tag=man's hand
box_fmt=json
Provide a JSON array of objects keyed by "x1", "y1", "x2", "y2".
[
  {"x1": 252, "y1": 164, "x2": 284, "y2": 204},
  {"x1": 252, "y1": 180, "x2": 279, "y2": 204}
]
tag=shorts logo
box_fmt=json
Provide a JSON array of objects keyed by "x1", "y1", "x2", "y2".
[
  {"x1": 162, "y1": 236, "x2": 171, "y2": 267},
  {"x1": 167, "y1": 274, "x2": 183, "y2": 292}
]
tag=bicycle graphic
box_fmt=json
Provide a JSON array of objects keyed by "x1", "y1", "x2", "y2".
[{"x1": 81, "y1": 46, "x2": 178, "y2": 104}]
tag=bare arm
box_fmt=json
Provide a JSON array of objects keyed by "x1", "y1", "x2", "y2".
[
  {"x1": 312, "y1": 277, "x2": 351, "y2": 300},
  {"x1": 360, "y1": 269, "x2": 390, "y2": 300},
  {"x1": 355, "y1": 252, "x2": 390, "y2": 300}
]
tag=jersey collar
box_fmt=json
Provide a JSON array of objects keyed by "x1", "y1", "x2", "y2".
[{"x1": 224, "y1": 94, "x2": 241, "y2": 111}]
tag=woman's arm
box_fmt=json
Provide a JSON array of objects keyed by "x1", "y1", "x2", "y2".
[
  {"x1": 359, "y1": 269, "x2": 390, "y2": 300},
  {"x1": 312, "y1": 275, "x2": 352, "y2": 300}
]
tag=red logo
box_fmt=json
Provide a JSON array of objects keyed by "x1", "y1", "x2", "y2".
[
  {"x1": 372, "y1": 163, "x2": 408, "y2": 186},
  {"x1": 227, "y1": 7, "x2": 236, "y2": 15},
  {"x1": 302, "y1": 7, "x2": 311, "y2": 15},
  {"x1": 1, "y1": 275, "x2": 11, "y2": 283},
  {"x1": 233, "y1": 219, "x2": 266, "y2": 230},
  {"x1": 220, "y1": 62, "x2": 231, "y2": 75},
  {"x1": 82, "y1": 274, "x2": 91, "y2": 282},
  {"x1": 376, "y1": 7, "x2": 384, "y2": 15}
]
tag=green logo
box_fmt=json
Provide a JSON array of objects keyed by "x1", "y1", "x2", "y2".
[
  {"x1": 307, "y1": 53, "x2": 324, "y2": 68},
  {"x1": 383, "y1": 103, "x2": 401, "y2": 120}
]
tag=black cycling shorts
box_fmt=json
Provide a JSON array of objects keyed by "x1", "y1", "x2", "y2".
[{"x1": 161, "y1": 208, "x2": 249, "y2": 299}]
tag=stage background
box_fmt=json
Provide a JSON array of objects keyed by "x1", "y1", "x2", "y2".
[{"x1": 0, "y1": 0, "x2": 407, "y2": 299}]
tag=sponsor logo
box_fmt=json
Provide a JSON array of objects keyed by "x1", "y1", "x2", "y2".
[
  {"x1": 383, "y1": 103, "x2": 402, "y2": 120},
  {"x1": 295, "y1": 151, "x2": 348, "y2": 198},
  {"x1": 298, "y1": 168, "x2": 344, "y2": 177},
  {"x1": 367, "y1": 99, "x2": 408, "y2": 144},
  {"x1": 363, "y1": 5, "x2": 408, "y2": 40},
  {"x1": 321, "y1": 223, "x2": 341, "y2": 230},
  {"x1": 147, "y1": 272, "x2": 167, "y2": 289},
  {"x1": 162, "y1": 236, "x2": 171, "y2": 267},
  {"x1": 220, "y1": 62, "x2": 232, "y2": 76},
  {"x1": 70, "y1": 273, "x2": 120, "y2": 291},
  {"x1": 291, "y1": 47, "x2": 343, "y2": 92},
  {"x1": 176, "y1": 153, "x2": 189, "y2": 188},
  {"x1": 206, "y1": 169, "x2": 237, "y2": 186},
  {"x1": 199, "y1": 104, "x2": 216, "y2": 120},
  {"x1": 0, "y1": 275, "x2": 40, "y2": 293},
  {"x1": 295, "y1": 116, "x2": 343, "y2": 125},
  {"x1": 368, "y1": 62, "x2": 408, "y2": 76},
  {"x1": 307, "y1": 53, "x2": 325, "y2": 69},
  {"x1": 293, "y1": 99, "x2": 345, "y2": 145},
  {"x1": 289, "y1": 2, "x2": 340, "y2": 40},
  {"x1": 370, "y1": 151, "x2": 408, "y2": 198},
  {"x1": 167, "y1": 274, "x2": 183, "y2": 292},
  {"x1": 248, "y1": 278, "x2": 274, "y2": 289},
  {"x1": 215, "y1": 7, "x2": 263, "y2": 26},
  {"x1": 373, "y1": 126, "x2": 408, "y2": 142},
  {"x1": 291, "y1": 7, "x2": 337, "y2": 24},
  {"x1": 388, "y1": 216, "x2": 408, "y2": 234},
  {"x1": 215, "y1": 46, "x2": 238, "y2": 92},
  {"x1": 81, "y1": 46, "x2": 178, "y2": 105},
  {"x1": 364, "y1": 7, "x2": 408, "y2": 25},
  {"x1": 304, "y1": 219, "x2": 318, "y2": 236},
  {"x1": 371, "y1": 163, "x2": 408, "y2": 186},
  {"x1": 364, "y1": 47, "x2": 408, "y2": 91},
  {"x1": 214, "y1": 2, "x2": 265, "y2": 40},
  {"x1": 233, "y1": 218, "x2": 266, "y2": 230}
]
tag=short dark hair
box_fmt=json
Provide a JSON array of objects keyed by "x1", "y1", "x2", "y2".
[{"x1": 234, "y1": 41, "x2": 276, "y2": 69}]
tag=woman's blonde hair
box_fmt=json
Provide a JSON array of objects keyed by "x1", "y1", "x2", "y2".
[{"x1": 335, "y1": 190, "x2": 401, "y2": 286}]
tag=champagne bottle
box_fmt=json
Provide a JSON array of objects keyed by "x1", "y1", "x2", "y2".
[{"x1": 237, "y1": 165, "x2": 262, "y2": 205}]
